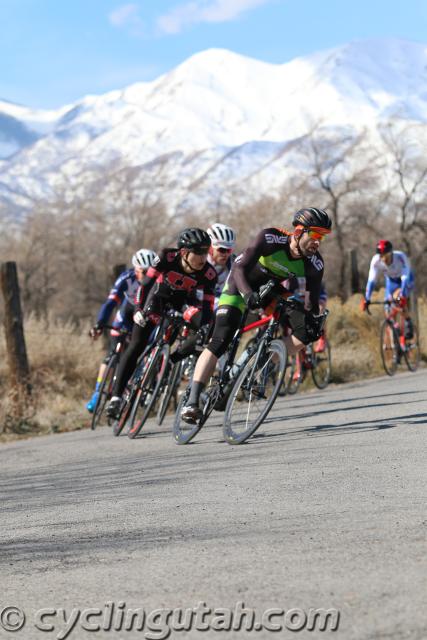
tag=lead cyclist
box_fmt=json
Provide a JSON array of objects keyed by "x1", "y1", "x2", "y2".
[{"x1": 181, "y1": 207, "x2": 333, "y2": 424}]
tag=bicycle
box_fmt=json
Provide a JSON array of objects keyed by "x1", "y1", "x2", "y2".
[
  {"x1": 113, "y1": 308, "x2": 186, "y2": 439},
  {"x1": 90, "y1": 327, "x2": 130, "y2": 430},
  {"x1": 369, "y1": 299, "x2": 420, "y2": 376},
  {"x1": 285, "y1": 335, "x2": 331, "y2": 394},
  {"x1": 174, "y1": 283, "x2": 327, "y2": 445}
]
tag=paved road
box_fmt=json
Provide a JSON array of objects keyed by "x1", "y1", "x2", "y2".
[{"x1": 1, "y1": 370, "x2": 426, "y2": 640}]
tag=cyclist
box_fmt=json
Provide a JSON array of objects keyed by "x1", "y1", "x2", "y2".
[
  {"x1": 206, "y1": 223, "x2": 237, "y2": 306},
  {"x1": 361, "y1": 240, "x2": 415, "y2": 338},
  {"x1": 106, "y1": 228, "x2": 218, "y2": 419},
  {"x1": 181, "y1": 207, "x2": 332, "y2": 424},
  {"x1": 169, "y1": 222, "x2": 237, "y2": 367},
  {"x1": 86, "y1": 249, "x2": 157, "y2": 412}
]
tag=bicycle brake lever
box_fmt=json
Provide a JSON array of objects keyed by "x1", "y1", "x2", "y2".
[{"x1": 258, "y1": 279, "x2": 276, "y2": 301}]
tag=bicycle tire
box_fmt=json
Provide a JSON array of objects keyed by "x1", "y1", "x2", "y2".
[
  {"x1": 403, "y1": 323, "x2": 420, "y2": 372},
  {"x1": 223, "y1": 338, "x2": 287, "y2": 445},
  {"x1": 112, "y1": 384, "x2": 138, "y2": 437},
  {"x1": 157, "y1": 360, "x2": 182, "y2": 425},
  {"x1": 173, "y1": 381, "x2": 218, "y2": 445},
  {"x1": 380, "y1": 320, "x2": 398, "y2": 376},
  {"x1": 91, "y1": 354, "x2": 118, "y2": 430},
  {"x1": 127, "y1": 345, "x2": 170, "y2": 439},
  {"x1": 284, "y1": 354, "x2": 300, "y2": 395},
  {"x1": 311, "y1": 339, "x2": 332, "y2": 389}
]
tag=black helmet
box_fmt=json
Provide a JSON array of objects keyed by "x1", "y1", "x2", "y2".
[
  {"x1": 292, "y1": 207, "x2": 332, "y2": 231},
  {"x1": 376, "y1": 239, "x2": 393, "y2": 255},
  {"x1": 177, "y1": 227, "x2": 211, "y2": 250}
]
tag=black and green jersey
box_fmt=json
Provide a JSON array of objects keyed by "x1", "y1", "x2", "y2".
[{"x1": 218, "y1": 227, "x2": 324, "y2": 312}]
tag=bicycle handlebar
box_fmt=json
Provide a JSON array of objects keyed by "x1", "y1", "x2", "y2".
[
  {"x1": 257, "y1": 279, "x2": 331, "y2": 318},
  {"x1": 165, "y1": 308, "x2": 184, "y2": 320},
  {"x1": 102, "y1": 325, "x2": 130, "y2": 333}
]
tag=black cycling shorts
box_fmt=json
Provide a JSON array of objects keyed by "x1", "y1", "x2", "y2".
[{"x1": 206, "y1": 305, "x2": 243, "y2": 358}]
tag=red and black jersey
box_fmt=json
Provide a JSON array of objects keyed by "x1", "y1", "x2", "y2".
[{"x1": 135, "y1": 248, "x2": 217, "y2": 323}]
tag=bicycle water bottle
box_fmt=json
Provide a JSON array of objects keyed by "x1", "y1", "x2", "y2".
[
  {"x1": 229, "y1": 346, "x2": 253, "y2": 379},
  {"x1": 214, "y1": 347, "x2": 252, "y2": 412}
]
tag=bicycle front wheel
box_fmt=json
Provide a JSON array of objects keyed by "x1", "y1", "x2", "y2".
[
  {"x1": 127, "y1": 345, "x2": 170, "y2": 439},
  {"x1": 91, "y1": 354, "x2": 118, "y2": 430},
  {"x1": 223, "y1": 339, "x2": 287, "y2": 445},
  {"x1": 311, "y1": 340, "x2": 332, "y2": 389},
  {"x1": 404, "y1": 324, "x2": 420, "y2": 372},
  {"x1": 157, "y1": 360, "x2": 182, "y2": 426},
  {"x1": 112, "y1": 384, "x2": 138, "y2": 437},
  {"x1": 380, "y1": 320, "x2": 398, "y2": 376}
]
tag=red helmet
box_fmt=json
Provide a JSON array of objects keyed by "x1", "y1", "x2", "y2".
[{"x1": 376, "y1": 239, "x2": 393, "y2": 255}]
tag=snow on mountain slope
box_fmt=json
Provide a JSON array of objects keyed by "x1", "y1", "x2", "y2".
[{"x1": 1, "y1": 38, "x2": 427, "y2": 215}]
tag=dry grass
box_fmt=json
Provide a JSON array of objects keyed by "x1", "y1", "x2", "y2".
[
  {"x1": 0, "y1": 313, "x2": 104, "y2": 441},
  {"x1": 328, "y1": 293, "x2": 427, "y2": 383},
  {"x1": 1, "y1": 297, "x2": 425, "y2": 441}
]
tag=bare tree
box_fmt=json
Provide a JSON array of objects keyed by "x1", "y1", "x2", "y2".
[
  {"x1": 378, "y1": 120, "x2": 427, "y2": 265},
  {"x1": 294, "y1": 126, "x2": 382, "y2": 298}
]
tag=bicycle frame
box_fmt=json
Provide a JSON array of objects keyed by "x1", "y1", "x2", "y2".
[
  {"x1": 369, "y1": 300, "x2": 407, "y2": 350},
  {"x1": 220, "y1": 298, "x2": 289, "y2": 391}
]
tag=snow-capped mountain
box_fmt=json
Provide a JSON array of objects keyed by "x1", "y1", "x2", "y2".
[{"x1": 1, "y1": 38, "x2": 427, "y2": 216}]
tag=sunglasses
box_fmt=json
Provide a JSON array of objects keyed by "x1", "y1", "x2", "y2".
[
  {"x1": 191, "y1": 247, "x2": 210, "y2": 255},
  {"x1": 306, "y1": 227, "x2": 331, "y2": 241},
  {"x1": 215, "y1": 247, "x2": 233, "y2": 254}
]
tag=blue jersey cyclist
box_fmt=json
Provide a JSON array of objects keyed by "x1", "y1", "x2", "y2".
[
  {"x1": 86, "y1": 248, "x2": 158, "y2": 412},
  {"x1": 361, "y1": 239, "x2": 415, "y2": 337}
]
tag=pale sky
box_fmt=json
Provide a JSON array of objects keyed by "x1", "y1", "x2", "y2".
[{"x1": 1, "y1": 0, "x2": 427, "y2": 109}]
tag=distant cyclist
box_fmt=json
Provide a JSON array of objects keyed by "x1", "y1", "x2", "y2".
[
  {"x1": 361, "y1": 240, "x2": 415, "y2": 338},
  {"x1": 106, "y1": 228, "x2": 218, "y2": 419},
  {"x1": 181, "y1": 207, "x2": 332, "y2": 424},
  {"x1": 86, "y1": 249, "x2": 157, "y2": 412}
]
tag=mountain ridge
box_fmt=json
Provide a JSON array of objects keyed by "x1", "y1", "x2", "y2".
[{"x1": 1, "y1": 37, "x2": 427, "y2": 215}]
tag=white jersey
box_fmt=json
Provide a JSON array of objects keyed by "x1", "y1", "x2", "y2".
[{"x1": 365, "y1": 251, "x2": 412, "y2": 299}]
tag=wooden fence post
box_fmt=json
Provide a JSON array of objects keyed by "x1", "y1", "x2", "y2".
[{"x1": 0, "y1": 261, "x2": 32, "y2": 416}]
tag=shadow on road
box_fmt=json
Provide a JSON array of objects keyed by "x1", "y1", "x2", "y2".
[{"x1": 249, "y1": 411, "x2": 427, "y2": 445}]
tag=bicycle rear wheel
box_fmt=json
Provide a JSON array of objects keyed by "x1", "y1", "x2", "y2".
[
  {"x1": 403, "y1": 324, "x2": 420, "y2": 372},
  {"x1": 380, "y1": 320, "x2": 398, "y2": 376},
  {"x1": 91, "y1": 354, "x2": 118, "y2": 430},
  {"x1": 173, "y1": 380, "x2": 219, "y2": 445},
  {"x1": 311, "y1": 340, "x2": 332, "y2": 389},
  {"x1": 127, "y1": 345, "x2": 170, "y2": 439},
  {"x1": 223, "y1": 339, "x2": 287, "y2": 445}
]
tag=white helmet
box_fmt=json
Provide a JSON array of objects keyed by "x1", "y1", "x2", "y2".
[
  {"x1": 207, "y1": 223, "x2": 236, "y2": 249},
  {"x1": 132, "y1": 248, "x2": 157, "y2": 270}
]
